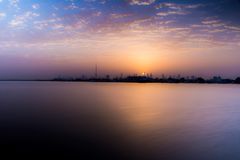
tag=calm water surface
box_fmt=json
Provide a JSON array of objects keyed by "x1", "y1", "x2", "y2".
[{"x1": 0, "y1": 82, "x2": 240, "y2": 159}]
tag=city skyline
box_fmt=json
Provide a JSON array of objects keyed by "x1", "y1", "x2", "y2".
[{"x1": 0, "y1": 0, "x2": 240, "y2": 79}]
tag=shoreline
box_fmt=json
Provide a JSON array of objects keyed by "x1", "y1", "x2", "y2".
[{"x1": 0, "y1": 79, "x2": 240, "y2": 85}]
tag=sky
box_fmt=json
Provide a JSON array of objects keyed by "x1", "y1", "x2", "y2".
[{"x1": 0, "y1": 0, "x2": 240, "y2": 79}]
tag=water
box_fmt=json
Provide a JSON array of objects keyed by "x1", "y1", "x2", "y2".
[{"x1": 0, "y1": 82, "x2": 240, "y2": 159}]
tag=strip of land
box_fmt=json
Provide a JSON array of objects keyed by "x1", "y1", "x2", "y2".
[
  {"x1": 1, "y1": 75, "x2": 240, "y2": 84},
  {"x1": 52, "y1": 75, "x2": 240, "y2": 84}
]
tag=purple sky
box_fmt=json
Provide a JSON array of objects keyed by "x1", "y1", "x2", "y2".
[{"x1": 0, "y1": 0, "x2": 240, "y2": 79}]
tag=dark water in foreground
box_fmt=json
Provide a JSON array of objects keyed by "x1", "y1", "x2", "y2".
[{"x1": 0, "y1": 82, "x2": 240, "y2": 159}]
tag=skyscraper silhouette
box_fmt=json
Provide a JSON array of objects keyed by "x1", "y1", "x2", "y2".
[{"x1": 95, "y1": 64, "x2": 98, "y2": 78}]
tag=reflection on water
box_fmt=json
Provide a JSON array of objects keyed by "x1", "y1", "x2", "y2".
[{"x1": 0, "y1": 82, "x2": 240, "y2": 159}]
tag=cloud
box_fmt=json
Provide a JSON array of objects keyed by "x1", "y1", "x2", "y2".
[
  {"x1": 224, "y1": 25, "x2": 240, "y2": 32},
  {"x1": 10, "y1": 11, "x2": 39, "y2": 28},
  {"x1": 32, "y1": 3, "x2": 40, "y2": 10},
  {"x1": 205, "y1": 28, "x2": 226, "y2": 33},
  {"x1": 110, "y1": 13, "x2": 131, "y2": 19},
  {"x1": 92, "y1": 11, "x2": 102, "y2": 17},
  {"x1": 155, "y1": 3, "x2": 181, "y2": 10},
  {"x1": 9, "y1": 0, "x2": 20, "y2": 9},
  {"x1": 202, "y1": 20, "x2": 220, "y2": 25},
  {"x1": 157, "y1": 10, "x2": 188, "y2": 16},
  {"x1": 33, "y1": 16, "x2": 87, "y2": 32},
  {"x1": 129, "y1": 0, "x2": 155, "y2": 6},
  {"x1": 52, "y1": 5, "x2": 59, "y2": 10},
  {"x1": 0, "y1": 12, "x2": 6, "y2": 19},
  {"x1": 33, "y1": 18, "x2": 62, "y2": 30},
  {"x1": 201, "y1": 18, "x2": 226, "y2": 28},
  {"x1": 155, "y1": 3, "x2": 203, "y2": 10},
  {"x1": 155, "y1": 3, "x2": 204, "y2": 17},
  {"x1": 185, "y1": 4, "x2": 204, "y2": 9},
  {"x1": 64, "y1": 2, "x2": 79, "y2": 10},
  {"x1": 52, "y1": 24, "x2": 64, "y2": 30},
  {"x1": 1, "y1": 0, "x2": 239, "y2": 51},
  {"x1": 188, "y1": 16, "x2": 240, "y2": 39}
]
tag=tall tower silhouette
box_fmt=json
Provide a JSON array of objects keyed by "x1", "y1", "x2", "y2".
[{"x1": 95, "y1": 64, "x2": 98, "y2": 78}]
